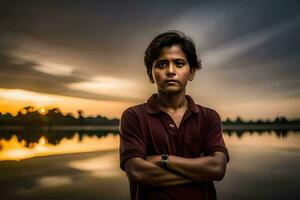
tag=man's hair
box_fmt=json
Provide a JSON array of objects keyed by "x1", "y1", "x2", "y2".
[{"x1": 144, "y1": 30, "x2": 202, "y2": 80}]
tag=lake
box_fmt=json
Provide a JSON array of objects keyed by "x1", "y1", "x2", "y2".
[{"x1": 0, "y1": 130, "x2": 299, "y2": 200}]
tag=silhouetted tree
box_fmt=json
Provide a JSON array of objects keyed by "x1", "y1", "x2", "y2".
[
  {"x1": 78, "y1": 110, "x2": 84, "y2": 119},
  {"x1": 235, "y1": 116, "x2": 244, "y2": 124}
]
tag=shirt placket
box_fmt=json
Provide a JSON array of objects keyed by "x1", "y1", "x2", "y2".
[
  {"x1": 162, "y1": 110, "x2": 192, "y2": 134},
  {"x1": 161, "y1": 111, "x2": 193, "y2": 155}
]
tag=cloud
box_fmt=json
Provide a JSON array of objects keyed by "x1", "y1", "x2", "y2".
[
  {"x1": 33, "y1": 62, "x2": 74, "y2": 76},
  {"x1": 163, "y1": 1, "x2": 300, "y2": 110},
  {"x1": 67, "y1": 76, "x2": 145, "y2": 99},
  {"x1": 202, "y1": 17, "x2": 300, "y2": 68},
  {"x1": 0, "y1": 30, "x2": 145, "y2": 102},
  {"x1": 0, "y1": 0, "x2": 299, "y2": 118}
]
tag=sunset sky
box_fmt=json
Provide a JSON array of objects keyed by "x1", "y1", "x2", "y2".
[{"x1": 0, "y1": 0, "x2": 299, "y2": 120}]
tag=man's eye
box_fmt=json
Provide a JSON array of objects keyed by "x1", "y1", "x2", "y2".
[
  {"x1": 157, "y1": 63, "x2": 167, "y2": 67},
  {"x1": 176, "y1": 62, "x2": 184, "y2": 67}
]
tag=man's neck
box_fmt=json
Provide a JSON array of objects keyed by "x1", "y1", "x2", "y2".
[{"x1": 156, "y1": 90, "x2": 188, "y2": 112}]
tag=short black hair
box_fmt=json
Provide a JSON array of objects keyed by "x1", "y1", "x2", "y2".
[{"x1": 144, "y1": 30, "x2": 202, "y2": 80}]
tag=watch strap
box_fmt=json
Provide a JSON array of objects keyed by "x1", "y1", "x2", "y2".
[{"x1": 161, "y1": 154, "x2": 169, "y2": 169}]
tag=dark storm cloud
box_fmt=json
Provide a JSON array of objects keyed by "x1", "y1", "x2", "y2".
[
  {"x1": 194, "y1": 0, "x2": 300, "y2": 49},
  {"x1": 0, "y1": 0, "x2": 199, "y2": 54},
  {"x1": 0, "y1": 36, "x2": 141, "y2": 102},
  {"x1": 199, "y1": 14, "x2": 300, "y2": 103},
  {"x1": 0, "y1": 0, "x2": 299, "y2": 104},
  {"x1": 0, "y1": 0, "x2": 201, "y2": 102},
  {"x1": 181, "y1": 0, "x2": 300, "y2": 104}
]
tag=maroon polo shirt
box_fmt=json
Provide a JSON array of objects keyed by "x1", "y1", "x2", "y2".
[{"x1": 119, "y1": 93, "x2": 230, "y2": 200}]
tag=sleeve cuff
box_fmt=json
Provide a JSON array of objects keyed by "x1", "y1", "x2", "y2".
[
  {"x1": 120, "y1": 149, "x2": 146, "y2": 171},
  {"x1": 203, "y1": 145, "x2": 230, "y2": 163}
]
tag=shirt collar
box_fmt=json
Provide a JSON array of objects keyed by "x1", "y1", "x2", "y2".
[{"x1": 145, "y1": 93, "x2": 199, "y2": 114}]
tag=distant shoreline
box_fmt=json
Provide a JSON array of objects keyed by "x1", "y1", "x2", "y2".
[
  {"x1": 223, "y1": 124, "x2": 300, "y2": 131},
  {"x1": 0, "y1": 125, "x2": 119, "y2": 131},
  {"x1": 0, "y1": 124, "x2": 299, "y2": 131}
]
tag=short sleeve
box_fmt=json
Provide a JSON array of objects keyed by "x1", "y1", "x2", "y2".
[
  {"x1": 203, "y1": 109, "x2": 230, "y2": 163},
  {"x1": 119, "y1": 108, "x2": 146, "y2": 171}
]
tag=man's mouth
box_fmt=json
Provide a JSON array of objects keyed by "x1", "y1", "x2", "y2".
[
  {"x1": 165, "y1": 79, "x2": 178, "y2": 83},
  {"x1": 165, "y1": 80, "x2": 179, "y2": 86}
]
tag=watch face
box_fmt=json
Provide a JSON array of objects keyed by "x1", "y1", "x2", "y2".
[{"x1": 162, "y1": 154, "x2": 168, "y2": 160}]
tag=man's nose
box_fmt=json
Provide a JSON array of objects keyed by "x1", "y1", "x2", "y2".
[{"x1": 166, "y1": 63, "x2": 176, "y2": 75}]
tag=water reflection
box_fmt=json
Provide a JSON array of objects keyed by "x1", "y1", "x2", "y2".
[
  {"x1": 224, "y1": 131, "x2": 300, "y2": 150},
  {"x1": 0, "y1": 128, "x2": 119, "y2": 146},
  {"x1": 37, "y1": 176, "x2": 73, "y2": 187},
  {"x1": 0, "y1": 129, "x2": 299, "y2": 161},
  {"x1": 2, "y1": 149, "x2": 130, "y2": 200},
  {"x1": 0, "y1": 132, "x2": 119, "y2": 161},
  {"x1": 69, "y1": 152, "x2": 123, "y2": 177},
  {"x1": 224, "y1": 129, "x2": 296, "y2": 138},
  {"x1": 217, "y1": 131, "x2": 300, "y2": 200},
  {"x1": 0, "y1": 130, "x2": 299, "y2": 200}
]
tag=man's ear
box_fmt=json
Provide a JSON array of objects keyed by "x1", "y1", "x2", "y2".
[{"x1": 189, "y1": 68, "x2": 196, "y2": 81}]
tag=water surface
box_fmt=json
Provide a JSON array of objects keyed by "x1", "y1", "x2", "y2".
[{"x1": 0, "y1": 130, "x2": 299, "y2": 200}]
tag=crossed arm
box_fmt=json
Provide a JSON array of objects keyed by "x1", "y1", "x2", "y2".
[{"x1": 123, "y1": 151, "x2": 228, "y2": 187}]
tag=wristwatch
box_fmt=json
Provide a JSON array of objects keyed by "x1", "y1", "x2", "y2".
[{"x1": 161, "y1": 154, "x2": 169, "y2": 169}]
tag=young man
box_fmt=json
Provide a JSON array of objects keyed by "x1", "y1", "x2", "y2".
[{"x1": 119, "y1": 31, "x2": 230, "y2": 200}]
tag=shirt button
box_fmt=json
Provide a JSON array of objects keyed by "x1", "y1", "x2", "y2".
[{"x1": 169, "y1": 123, "x2": 175, "y2": 128}]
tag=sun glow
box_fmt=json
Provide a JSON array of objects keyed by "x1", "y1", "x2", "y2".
[{"x1": 38, "y1": 107, "x2": 48, "y2": 115}]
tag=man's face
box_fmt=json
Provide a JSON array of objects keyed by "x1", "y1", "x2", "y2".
[{"x1": 151, "y1": 44, "x2": 195, "y2": 94}]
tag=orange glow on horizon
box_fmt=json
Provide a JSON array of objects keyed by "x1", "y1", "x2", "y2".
[
  {"x1": 0, "y1": 88, "x2": 136, "y2": 119},
  {"x1": 0, "y1": 88, "x2": 299, "y2": 120}
]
